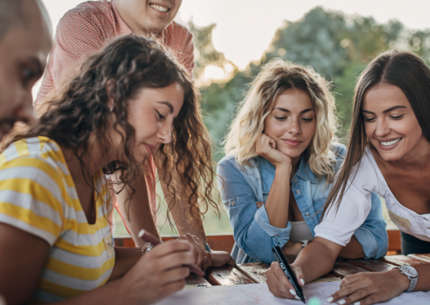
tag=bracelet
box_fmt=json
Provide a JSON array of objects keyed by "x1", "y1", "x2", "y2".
[{"x1": 140, "y1": 242, "x2": 153, "y2": 255}]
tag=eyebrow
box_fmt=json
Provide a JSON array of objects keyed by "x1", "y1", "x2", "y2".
[
  {"x1": 273, "y1": 107, "x2": 314, "y2": 114},
  {"x1": 362, "y1": 105, "x2": 407, "y2": 115},
  {"x1": 158, "y1": 101, "x2": 174, "y2": 114}
]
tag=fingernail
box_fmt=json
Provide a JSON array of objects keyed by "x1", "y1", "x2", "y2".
[
  {"x1": 327, "y1": 297, "x2": 334, "y2": 303},
  {"x1": 295, "y1": 295, "x2": 300, "y2": 300},
  {"x1": 354, "y1": 302, "x2": 361, "y2": 305},
  {"x1": 300, "y1": 278, "x2": 305, "y2": 285},
  {"x1": 289, "y1": 289, "x2": 297, "y2": 296},
  {"x1": 338, "y1": 300, "x2": 346, "y2": 305}
]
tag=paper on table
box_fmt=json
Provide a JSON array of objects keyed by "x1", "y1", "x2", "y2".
[{"x1": 155, "y1": 281, "x2": 430, "y2": 305}]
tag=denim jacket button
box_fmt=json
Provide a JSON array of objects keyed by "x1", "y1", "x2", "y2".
[
  {"x1": 305, "y1": 213, "x2": 309, "y2": 217},
  {"x1": 231, "y1": 201, "x2": 236, "y2": 206},
  {"x1": 293, "y1": 178, "x2": 298, "y2": 183},
  {"x1": 296, "y1": 189, "x2": 301, "y2": 195}
]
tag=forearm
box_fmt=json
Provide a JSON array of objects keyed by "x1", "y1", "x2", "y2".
[
  {"x1": 339, "y1": 236, "x2": 365, "y2": 259},
  {"x1": 292, "y1": 237, "x2": 341, "y2": 283},
  {"x1": 51, "y1": 278, "x2": 129, "y2": 305},
  {"x1": 113, "y1": 173, "x2": 160, "y2": 247},
  {"x1": 265, "y1": 166, "x2": 292, "y2": 228},
  {"x1": 109, "y1": 247, "x2": 141, "y2": 281},
  {"x1": 413, "y1": 264, "x2": 430, "y2": 291}
]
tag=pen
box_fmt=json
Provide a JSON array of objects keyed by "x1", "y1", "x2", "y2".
[
  {"x1": 138, "y1": 229, "x2": 205, "y2": 277},
  {"x1": 272, "y1": 245, "x2": 305, "y2": 303}
]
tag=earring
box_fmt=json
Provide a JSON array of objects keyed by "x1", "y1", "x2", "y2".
[{"x1": 110, "y1": 105, "x2": 114, "y2": 112}]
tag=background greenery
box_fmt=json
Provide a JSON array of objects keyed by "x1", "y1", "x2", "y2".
[{"x1": 114, "y1": 7, "x2": 427, "y2": 237}]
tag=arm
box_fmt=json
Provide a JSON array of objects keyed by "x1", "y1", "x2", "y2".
[
  {"x1": 0, "y1": 224, "x2": 196, "y2": 305},
  {"x1": 217, "y1": 158, "x2": 292, "y2": 263},
  {"x1": 112, "y1": 166, "x2": 160, "y2": 247}
]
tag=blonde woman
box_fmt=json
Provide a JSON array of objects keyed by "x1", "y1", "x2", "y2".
[{"x1": 217, "y1": 59, "x2": 387, "y2": 265}]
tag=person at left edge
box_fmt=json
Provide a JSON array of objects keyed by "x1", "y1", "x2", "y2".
[
  {"x1": 34, "y1": 0, "x2": 232, "y2": 270},
  {"x1": 0, "y1": 0, "x2": 52, "y2": 140}
]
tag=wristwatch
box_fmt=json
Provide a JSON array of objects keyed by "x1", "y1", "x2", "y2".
[
  {"x1": 396, "y1": 264, "x2": 418, "y2": 292},
  {"x1": 204, "y1": 243, "x2": 211, "y2": 252}
]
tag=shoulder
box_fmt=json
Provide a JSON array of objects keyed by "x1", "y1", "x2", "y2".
[
  {"x1": 165, "y1": 21, "x2": 193, "y2": 40},
  {"x1": 0, "y1": 137, "x2": 65, "y2": 180},
  {"x1": 57, "y1": 1, "x2": 114, "y2": 34},
  {"x1": 331, "y1": 142, "x2": 347, "y2": 159}
]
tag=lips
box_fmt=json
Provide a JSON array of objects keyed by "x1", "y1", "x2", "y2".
[
  {"x1": 149, "y1": 3, "x2": 170, "y2": 13},
  {"x1": 377, "y1": 137, "x2": 403, "y2": 151},
  {"x1": 282, "y1": 139, "x2": 303, "y2": 147},
  {"x1": 143, "y1": 143, "x2": 156, "y2": 154}
]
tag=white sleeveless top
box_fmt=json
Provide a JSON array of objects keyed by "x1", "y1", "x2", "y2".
[{"x1": 315, "y1": 147, "x2": 430, "y2": 247}]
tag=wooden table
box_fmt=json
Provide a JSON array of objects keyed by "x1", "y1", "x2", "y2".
[{"x1": 186, "y1": 254, "x2": 430, "y2": 288}]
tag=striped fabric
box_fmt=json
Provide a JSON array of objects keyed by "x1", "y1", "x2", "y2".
[{"x1": 0, "y1": 137, "x2": 115, "y2": 303}]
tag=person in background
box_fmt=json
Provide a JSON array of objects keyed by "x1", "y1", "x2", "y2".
[
  {"x1": 0, "y1": 0, "x2": 51, "y2": 139},
  {"x1": 217, "y1": 59, "x2": 387, "y2": 265},
  {"x1": 0, "y1": 35, "x2": 206, "y2": 305},
  {"x1": 266, "y1": 51, "x2": 430, "y2": 305},
  {"x1": 35, "y1": 0, "x2": 233, "y2": 269}
]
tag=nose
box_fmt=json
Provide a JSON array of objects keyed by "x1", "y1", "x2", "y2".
[
  {"x1": 287, "y1": 117, "x2": 301, "y2": 135},
  {"x1": 158, "y1": 123, "x2": 173, "y2": 144},
  {"x1": 374, "y1": 117, "x2": 390, "y2": 138}
]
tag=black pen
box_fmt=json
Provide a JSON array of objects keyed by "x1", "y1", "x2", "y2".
[{"x1": 272, "y1": 245, "x2": 305, "y2": 303}]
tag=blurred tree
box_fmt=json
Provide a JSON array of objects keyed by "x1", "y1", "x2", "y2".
[{"x1": 194, "y1": 7, "x2": 430, "y2": 162}]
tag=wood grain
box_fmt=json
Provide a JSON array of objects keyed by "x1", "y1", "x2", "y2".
[
  {"x1": 382, "y1": 255, "x2": 425, "y2": 266},
  {"x1": 186, "y1": 274, "x2": 212, "y2": 287},
  {"x1": 408, "y1": 254, "x2": 430, "y2": 263},
  {"x1": 236, "y1": 263, "x2": 270, "y2": 283},
  {"x1": 206, "y1": 265, "x2": 256, "y2": 286},
  {"x1": 345, "y1": 259, "x2": 395, "y2": 272},
  {"x1": 330, "y1": 261, "x2": 368, "y2": 278}
]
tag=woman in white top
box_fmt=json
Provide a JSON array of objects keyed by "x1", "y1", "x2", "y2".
[{"x1": 265, "y1": 50, "x2": 430, "y2": 305}]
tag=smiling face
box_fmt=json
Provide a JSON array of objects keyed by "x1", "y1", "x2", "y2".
[
  {"x1": 362, "y1": 83, "x2": 427, "y2": 162},
  {"x1": 263, "y1": 88, "x2": 316, "y2": 164},
  {"x1": 0, "y1": 0, "x2": 51, "y2": 139},
  {"x1": 120, "y1": 81, "x2": 184, "y2": 164},
  {"x1": 121, "y1": 0, "x2": 182, "y2": 35}
]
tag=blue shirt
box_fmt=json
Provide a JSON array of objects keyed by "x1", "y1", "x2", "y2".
[{"x1": 217, "y1": 143, "x2": 388, "y2": 264}]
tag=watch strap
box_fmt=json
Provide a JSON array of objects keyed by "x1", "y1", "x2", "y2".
[{"x1": 397, "y1": 265, "x2": 418, "y2": 292}]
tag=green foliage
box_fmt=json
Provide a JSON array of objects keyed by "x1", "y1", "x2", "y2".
[{"x1": 189, "y1": 7, "x2": 430, "y2": 162}]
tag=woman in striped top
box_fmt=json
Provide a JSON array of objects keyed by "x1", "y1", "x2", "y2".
[{"x1": 0, "y1": 35, "x2": 209, "y2": 304}]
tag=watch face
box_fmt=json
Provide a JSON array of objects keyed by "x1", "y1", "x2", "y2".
[{"x1": 402, "y1": 265, "x2": 418, "y2": 277}]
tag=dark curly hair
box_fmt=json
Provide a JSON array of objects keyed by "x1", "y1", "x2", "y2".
[{"x1": 4, "y1": 35, "x2": 219, "y2": 221}]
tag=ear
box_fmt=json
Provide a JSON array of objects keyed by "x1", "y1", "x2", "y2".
[{"x1": 105, "y1": 79, "x2": 116, "y2": 111}]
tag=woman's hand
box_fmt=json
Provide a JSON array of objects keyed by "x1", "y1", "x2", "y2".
[
  {"x1": 122, "y1": 239, "x2": 196, "y2": 305},
  {"x1": 328, "y1": 269, "x2": 410, "y2": 305},
  {"x1": 265, "y1": 261, "x2": 305, "y2": 300},
  {"x1": 256, "y1": 134, "x2": 291, "y2": 168},
  {"x1": 177, "y1": 233, "x2": 206, "y2": 269}
]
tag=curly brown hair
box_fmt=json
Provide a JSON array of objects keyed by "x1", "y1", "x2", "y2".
[{"x1": 4, "y1": 35, "x2": 219, "y2": 220}]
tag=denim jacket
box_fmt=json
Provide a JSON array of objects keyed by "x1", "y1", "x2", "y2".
[{"x1": 217, "y1": 143, "x2": 388, "y2": 264}]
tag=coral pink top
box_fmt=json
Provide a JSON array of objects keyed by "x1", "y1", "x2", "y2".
[{"x1": 36, "y1": 0, "x2": 194, "y2": 229}]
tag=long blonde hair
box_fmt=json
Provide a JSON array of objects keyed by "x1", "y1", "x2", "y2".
[{"x1": 224, "y1": 59, "x2": 339, "y2": 181}]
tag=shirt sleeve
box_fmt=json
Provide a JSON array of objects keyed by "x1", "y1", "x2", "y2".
[
  {"x1": 217, "y1": 158, "x2": 291, "y2": 264},
  {"x1": 314, "y1": 152, "x2": 384, "y2": 249},
  {"x1": 0, "y1": 157, "x2": 65, "y2": 245},
  {"x1": 353, "y1": 192, "x2": 388, "y2": 259},
  {"x1": 35, "y1": 10, "x2": 106, "y2": 108}
]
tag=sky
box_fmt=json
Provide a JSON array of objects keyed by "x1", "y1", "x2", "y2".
[{"x1": 35, "y1": 0, "x2": 430, "y2": 96}]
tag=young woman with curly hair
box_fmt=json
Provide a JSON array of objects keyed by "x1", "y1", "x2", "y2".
[
  {"x1": 217, "y1": 59, "x2": 388, "y2": 265},
  {"x1": 0, "y1": 35, "x2": 223, "y2": 304}
]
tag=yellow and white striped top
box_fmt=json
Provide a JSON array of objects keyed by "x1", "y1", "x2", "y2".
[{"x1": 0, "y1": 136, "x2": 115, "y2": 303}]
